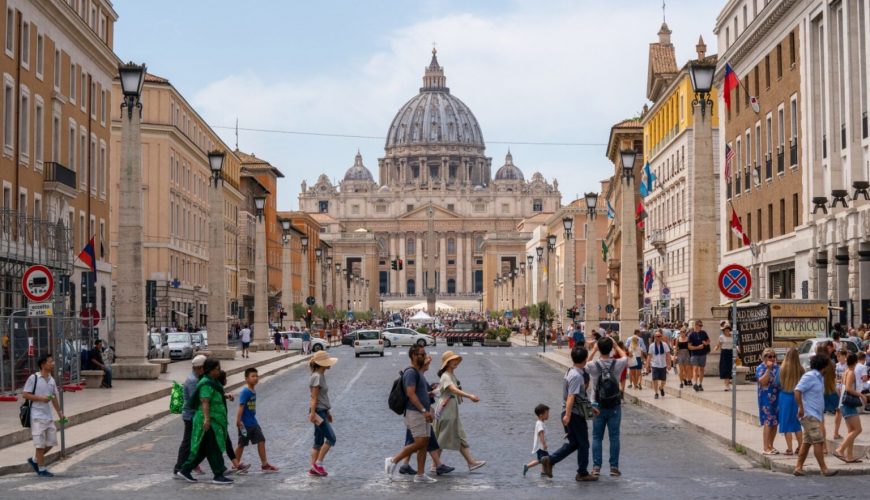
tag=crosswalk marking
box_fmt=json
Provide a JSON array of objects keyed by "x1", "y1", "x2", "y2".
[
  {"x1": 15, "y1": 475, "x2": 118, "y2": 491},
  {"x1": 100, "y1": 473, "x2": 167, "y2": 491}
]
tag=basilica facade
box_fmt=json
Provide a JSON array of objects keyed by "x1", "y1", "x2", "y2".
[{"x1": 298, "y1": 50, "x2": 561, "y2": 309}]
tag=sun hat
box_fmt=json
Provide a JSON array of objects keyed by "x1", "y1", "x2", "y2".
[
  {"x1": 440, "y1": 351, "x2": 463, "y2": 371},
  {"x1": 311, "y1": 350, "x2": 338, "y2": 367},
  {"x1": 192, "y1": 355, "x2": 207, "y2": 367}
]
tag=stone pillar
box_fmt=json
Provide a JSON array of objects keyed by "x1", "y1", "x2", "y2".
[
  {"x1": 253, "y1": 215, "x2": 269, "y2": 346},
  {"x1": 583, "y1": 216, "x2": 597, "y2": 338},
  {"x1": 848, "y1": 242, "x2": 859, "y2": 327},
  {"x1": 388, "y1": 235, "x2": 397, "y2": 294},
  {"x1": 314, "y1": 252, "x2": 323, "y2": 306},
  {"x1": 415, "y1": 234, "x2": 423, "y2": 297},
  {"x1": 325, "y1": 259, "x2": 333, "y2": 310},
  {"x1": 619, "y1": 176, "x2": 640, "y2": 338},
  {"x1": 456, "y1": 233, "x2": 464, "y2": 294},
  {"x1": 282, "y1": 240, "x2": 292, "y2": 321},
  {"x1": 114, "y1": 97, "x2": 159, "y2": 379},
  {"x1": 301, "y1": 245, "x2": 310, "y2": 305},
  {"x1": 206, "y1": 177, "x2": 234, "y2": 359},
  {"x1": 398, "y1": 235, "x2": 407, "y2": 295},
  {"x1": 439, "y1": 235, "x2": 447, "y2": 293}
]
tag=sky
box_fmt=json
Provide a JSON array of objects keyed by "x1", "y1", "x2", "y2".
[{"x1": 114, "y1": 0, "x2": 719, "y2": 211}]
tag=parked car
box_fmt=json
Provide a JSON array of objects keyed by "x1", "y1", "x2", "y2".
[
  {"x1": 283, "y1": 331, "x2": 328, "y2": 352},
  {"x1": 797, "y1": 338, "x2": 860, "y2": 370},
  {"x1": 190, "y1": 332, "x2": 205, "y2": 351},
  {"x1": 147, "y1": 332, "x2": 168, "y2": 360},
  {"x1": 382, "y1": 327, "x2": 436, "y2": 348},
  {"x1": 167, "y1": 332, "x2": 195, "y2": 360},
  {"x1": 354, "y1": 330, "x2": 384, "y2": 357},
  {"x1": 342, "y1": 330, "x2": 361, "y2": 346}
]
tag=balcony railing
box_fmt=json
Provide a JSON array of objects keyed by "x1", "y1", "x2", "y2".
[
  {"x1": 790, "y1": 141, "x2": 797, "y2": 166},
  {"x1": 43, "y1": 161, "x2": 76, "y2": 190},
  {"x1": 777, "y1": 148, "x2": 784, "y2": 173},
  {"x1": 765, "y1": 154, "x2": 772, "y2": 179},
  {"x1": 648, "y1": 229, "x2": 666, "y2": 249}
]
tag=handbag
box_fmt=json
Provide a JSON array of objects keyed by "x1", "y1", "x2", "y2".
[
  {"x1": 842, "y1": 393, "x2": 863, "y2": 408},
  {"x1": 19, "y1": 374, "x2": 37, "y2": 428},
  {"x1": 169, "y1": 381, "x2": 185, "y2": 414}
]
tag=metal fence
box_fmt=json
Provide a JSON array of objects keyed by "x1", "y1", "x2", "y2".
[{"x1": 0, "y1": 311, "x2": 82, "y2": 394}]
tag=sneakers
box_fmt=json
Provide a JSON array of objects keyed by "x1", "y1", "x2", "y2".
[
  {"x1": 212, "y1": 475, "x2": 234, "y2": 485},
  {"x1": 693, "y1": 384, "x2": 699, "y2": 392},
  {"x1": 310, "y1": 463, "x2": 327, "y2": 476},
  {"x1": 523, "y1": 464, "x2": 529, "y2": 476},
  {"x1": 413, "y1": 474, "x2": 437, "y2": 483},
  {"x1": 468, "y1": 460, "x2": 487, "y2": 472},
  {"x1": 193, "y1": 465, "x2": 205, "y2": 475},
  {"x1": 698, "y1": 385, "x2": 704, "y2": 391},
  {"x1": 610, "y1": 467, "x2": 622, "y2": 476},
  {"x1": 540, "y1": 456, "x2": 553, "y2": 478},
  {"x1": 384, "y1": 457, "x2": 397, "y2": 480},
  {"x1": 37, "y1": 469, "x2": 54, "y2": 478},
  {"x1": 262, "y1": 463, "x2": 280, "y2": 473},
  {"x1": 576, "y1": 473, "x2": 599, "y2": 481},
  {"x1": 27, "y1": 457, "x2": 39, "y2": 474},
  {"x1": 654, "y1": 393, "x2": 659, "y2": 399},
  {"x1": 178, "y1": 470, "x2": 197, "y2": 483},
  {"x1": 398, "y1": 464, "x2": 416, "y2": 475},
  {"x1": 435, "y1": 464, "x2": 454, "y2": 475},
  {"x1": 660, "y1": 389, "x2": 665, "y2": 397},
  {"x1": 230, "y1": 463, "x2": 251, "y2": 475}
]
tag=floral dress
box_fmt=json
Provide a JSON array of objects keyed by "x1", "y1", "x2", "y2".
[{"x1": 755, "y1": 364, "x2": 780, "y2": 427}]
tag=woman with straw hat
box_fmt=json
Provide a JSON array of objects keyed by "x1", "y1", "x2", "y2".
[
  {"x1": 433, "y1": 351, "x2": 486, "y2": 472},
  {"x1": 308, "y1": 350, "x2": 338, "y2": 477}
]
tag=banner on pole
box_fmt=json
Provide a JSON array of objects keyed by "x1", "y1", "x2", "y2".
[{"x1": 729, "y1": 303, "x2": 771, "y2": 369}]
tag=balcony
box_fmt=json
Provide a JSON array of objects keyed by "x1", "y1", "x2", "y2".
[
  {"x1": 43, "y1": 161, "x2": 77, "y2": 198},
  {"x1": 648, "y1": 229, "x2": 666, "y2": 250},
  {"x1": 765, "y1": 154, "x2": 772, "y2": 179},
  {"x1": 777, "y1": 148, "x2": 784, "y2": 173}
]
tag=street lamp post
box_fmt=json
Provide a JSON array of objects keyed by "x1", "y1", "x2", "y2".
[
  {"x1": 253, "y1": 194, "x2": 269, "y2": 346},
  {"x1": 618, "y1": 149, "x2": 641, "y2": 339},
  {"x1": 519, "y1": 261, "x2": 526, "y2": 308},
  {"x1": 204, "y1": 150, "x2": 234, "y2": 359},
  {"x1": 582, "y1": 193, "x2": 598, "y2": 340},
  {"x1": 326, "y1": 256, "x2": 333, "y2": 316},
  {"x1": 114, "y1": 62, "x2": 159, "y2": 379},
  {"x1": 281, "y1": 219, "x2": 293, "y2": 322},
  {"x1": 300, "y1": 235, "x2": 309, "y2": 307},
  {"x1": 526, "y1": 254, "x2": 534, "y2": 307},
  {"x1": 335, "y1": 263, "x2": 342, "y2": 315},
  {"x1": 315, "y1": 247, "x2": 323, "y2": 306},
  {"x1": 563, "y1": 214, "x2": 575, "y2": 332}
]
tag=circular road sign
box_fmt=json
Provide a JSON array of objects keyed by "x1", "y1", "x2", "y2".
[
  {"x1": 306, "y1": 296, "x2": 316, "y2": 306},
  {"x1": 605, "y1": 304, "x2": 614, "y2": 314},
  {"x1": 21, "y1": 265, "x2": 54, "y2": 302},
  {"x1": 718, "y1": 264, "x2": 752, "y2": 300},
  {"x1": 80, "y1": 307, "x2": 101, "y2": 327},
  {"x1": 519, "y1": 306, "x2": 529, "y2": 317}
]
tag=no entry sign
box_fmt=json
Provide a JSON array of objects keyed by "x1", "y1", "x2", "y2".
[
  {"x1": 21, "y1": 265, "x2": 54, "y2": 302},
  {"x1": 718, "y1": 264, "x2": 751, "y2": 300}
]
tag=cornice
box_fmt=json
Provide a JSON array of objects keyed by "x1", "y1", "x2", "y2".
[{"x1": 716, "y1": 0, "x2": 797, "y2": 78}]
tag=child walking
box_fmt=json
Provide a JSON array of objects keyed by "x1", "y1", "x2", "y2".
[
  {"x1": 234, "y1": 368, "x2": 279, "y2": 473},
  {"x1": 523, "y1": 404, "x2": 550, "y2": 476}
]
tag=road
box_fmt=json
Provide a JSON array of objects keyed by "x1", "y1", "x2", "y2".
[{"x1": 3, "y1": 345, "x2": 866, "y2": 499}]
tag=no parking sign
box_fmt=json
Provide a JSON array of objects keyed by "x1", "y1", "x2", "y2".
[{"x1": 718, "y1": 264, "x2": 751, "y2": 300}]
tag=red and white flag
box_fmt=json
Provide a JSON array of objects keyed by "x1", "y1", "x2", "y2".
[
  {"x1": 724, "y1": 144, "x2": 734, "y2": 181},
  {"x1": 730, "y1": 206, "x2": 750, "y2": 246}
]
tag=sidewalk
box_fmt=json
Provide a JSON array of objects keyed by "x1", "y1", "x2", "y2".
[
  {"x1": 0, "y1": 348, "x2": 311, "y2": 475},
  {"x1": 538, "y1": 349, "x2": 870, "y2": 476}
]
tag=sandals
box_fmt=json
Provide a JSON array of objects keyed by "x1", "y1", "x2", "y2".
[
  {"x1": 792, "y1": 469, "x2": 805, "y2": 476},
  {"x1": 833, "y1": 451, "x2": 848, "y2": 463},
  {"x1": 784, "y1": 449, "x2": 794, "y2": 456}
]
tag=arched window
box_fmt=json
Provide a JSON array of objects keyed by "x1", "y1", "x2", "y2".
[
  {"x1": 406, "y1": 237, "x2": 416, "y2": 255},
  {"x1": 447, "y1": 238, "x2": 456, "y2": 255},
  {"x1": 407, "y1": 279, "x2": 416, "y2": 296}
]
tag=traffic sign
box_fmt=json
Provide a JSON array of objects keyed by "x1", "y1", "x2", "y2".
[
  {"x1": 662, "y1": 287, "x2": 671, "y2": 298},
  {"x1": 605, "y1": 304, "x2": 614, "y2": 314},
  {"x1": 718, "y1": 264, "x2": 752, "y2": 300},
  {"x1": 80, "y1": 307, "x2": 101, "y2": 327},
  {"x1": 306, "y1": 296, "x2": 316, "y2": 306},
  {"x1": 22, "y1": 265, "x2": 54, "y2": 302},
  {"x1": 28, "y1": 303, "x2": 53, "y2": 316},
  {"x1": 643, "y1": 297, "x2": 652, "y2": 306}
]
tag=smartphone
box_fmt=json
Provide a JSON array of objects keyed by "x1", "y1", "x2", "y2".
[{"x1": 313, "y1": 413, "x2": 324, "y2": 425}]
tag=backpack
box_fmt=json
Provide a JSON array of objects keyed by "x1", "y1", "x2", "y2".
[
  {"x1": 388, "y1": 368, "x2": 416, "y2": 415},
  {"x1": 595, "y1": 360, "x2": 621, "y2": 409}
]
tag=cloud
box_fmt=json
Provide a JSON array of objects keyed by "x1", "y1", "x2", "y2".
[{"x1": 192, "y1": 1, "x2": 717, "y2": 210}]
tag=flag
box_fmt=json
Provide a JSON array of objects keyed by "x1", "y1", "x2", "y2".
[
  {"x1": 750, "y1": 95, "x2": 760, "y2": 114},
  {"x1": 724, "y1": 144, "x2": 734, "y2": 181},
  {"x1": 78, "y1": 236, "x2": 96, "y2": 272},
  {"x1": 601, "y1": 240, "x2": 609, "y2": 262},
  {"x1": 644, "y1": 266, "x2": 654, "y2": 293},
  {"x1": 606, "y1": 199, "x2": 616, "y2": 219},
  {"x1": 635, "y1": 201, "x2": 647, "y2": 230},
  {"x1": 730, "y1": 206, "x2": 751, "y2": 246},
  {"x1": 639, "y1": 162, "x2": 657, "y2": 198},
  {"x1": 723, "y1": 63, "x2": 739, "y2": 112}
]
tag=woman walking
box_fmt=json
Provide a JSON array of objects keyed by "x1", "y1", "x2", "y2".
[
  {"x1": 834, "y1": 353, "x2": 867, "y2": 463},
  {"x1": 715, "y1": 324, "x2": 734, "y2": 391},
  {"x1": 778, "y1": 348, "x2": 804, "y2": 455},
  {"x1": 628, "y1": 333, "x2": 643, "y2": 390},
  {"x1": 676, "y1": 328, "x2": 692, "y2": 388},
  {"x1": 308, "y1": 350, "x2": 338, "y2": 476},
  {"x1": 756, "y1": 347, "x2": 781, "y2": 455},
  {"x1": 178, "y1": 359, "x2": 234, "y2": 484},
  {"x1": 434, "y1": 351, "x2": 486, "y2": 472}
]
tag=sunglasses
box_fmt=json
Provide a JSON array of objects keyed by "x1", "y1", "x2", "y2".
[{"x1": 765, "y1": 355, "x2": 775, "y2": 359}]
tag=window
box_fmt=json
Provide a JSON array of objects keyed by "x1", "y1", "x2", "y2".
[
  {"x1": 406, "y1": 204, "x2": 414, "y2": 212},
  {"x1": 318, "y1": 200, "x2": 328, "y2": 213},
  {"x1": 777, "y1": 106, "x2": 785, "y2": 173},
  {"x1": 776, "y1": 44, "x2": 783, "y2": 78},
  {"x1": 19, "y1": 92, "x2": 28, "y2": 157},
  {"x1": 447, "y1": 203, "x2": 454, "y2": 212},
  {"x1": 726, "y1": 27, "x2": 730, "y2": 49},
  {"x1": 53, "y1": 50, "x2": 60, "y2": 90},
  {"x1": 793, "y1": 193, "x2": 799, "y2": 227},
  {"x1": 767, "y1": 203, "x2": 773, "y2": 238},
  {"x1": 68, "y1": 123, "x2": 76, "y2": 170},
  {"x1": 100, "y1": 90, "x2": 106, "y2": 124},
  {"x1": 756, "y1": 209, "x2": 762, "y2": 241},
  {"x1": 69, "y1": 63, "x2": 76, "y2": 103},
  {"x1": 79, "y1": 131, "x2": 86, "y2": 187},
  {"x1": 375, "y1": 204, "x2": 386, "y2": 213},
  {"x1": 80, "y1": 72, "x2": 86, "y2": 110},
  {"x1": 20, "y1": 22, "x2": 28, "y2": 68},
  {"x1": 779, "y1": 198, "x2": 785, "y2": 235},
  {"x1": 36, "y1": 34, "x2": 43, "y2": 78},
  {"x1": 79, "y1": 212, "x2": 85, "y2": 249},
  {"x1": 4, "y1": 81, "x2": 14, "y2": 151},
  {"x1": 89, "y1": 136, "x2": 96, "y2": 194},
  {"x1": 5, "y1": 8, "x2": 13, "y2": 54},
  {"x1": 51, "y1": 115, "x2": 59, "y2": 161},
  {"x1": 89, "y1": 81, "x2": 95, "y2": 117},
  {"x1": 764, "y1": 55, "x2": 770, "y2": 88},
  {"x1": 532, "y1": 199, "x2": 542, "y2": 212},
  {"x1": 351, "y1": 204, "x2": 360, "y2": 215},
  {"x1": 34, "y1": 100, "x2": 43, "y2": 165},
  {"x1": 99, "y1": 143, "x2": 105, "y2": 195},
  {"x1": 406, "y1": 238, "x2": 415, "y2": 255},
  {"x1": 474, "y1": 203, "x2": 485, "y2": 213},
  {"x1": 789, "y1": 31, "x2": 796, "y2": 66},
  {"x1": 746, "y1": 213, "x2": 752, "y2": 245}
]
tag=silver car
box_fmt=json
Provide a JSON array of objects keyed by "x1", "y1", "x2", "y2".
[
  {"x1": 797, "y1": 338, "x2": 860, "y2": 370},
  {"x1": 167, "y1": 332, "x2": 195, "y2": 360}
]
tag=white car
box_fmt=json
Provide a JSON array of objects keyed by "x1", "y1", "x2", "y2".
[
  {"x1": 283, "y1": 331, "x2": 328, "y2": 352},
  {"x1": 354, "y1": 330, "x2": 384, "y2": 357},
  {"x1": 382, "y1": 327, "x2": 436, "y2": 348}
]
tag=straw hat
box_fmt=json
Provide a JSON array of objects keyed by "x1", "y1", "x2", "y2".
[
  {"x1": 311, "y1": 350, "x2": 338, "y2": 367},
  {"x1": 440, "y1": 351, "x2": 463, "y2": 371}
]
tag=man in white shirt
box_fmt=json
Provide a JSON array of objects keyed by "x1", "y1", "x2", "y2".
[
  {"x1": 647, "y1": 330, "x2": 672, "y2": 399},
  {"x1": 23, "y1": 354, "x2": 64, "y2": 477},
  {"x1": 240, "y1": 325, "x2": 252, "y2": 358}
]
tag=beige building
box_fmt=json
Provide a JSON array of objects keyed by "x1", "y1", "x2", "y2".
[
  {"x1": 298, "y1": 50, "x2": 561, "y2": 311},
  {"x1": 109, "y1": 73, "x2": 243, "y2": 331},
  {"x1": 0, "y1": 0, "x2": 117, "y2": 327}
]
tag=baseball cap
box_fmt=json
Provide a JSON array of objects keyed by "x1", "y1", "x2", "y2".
[{"x1": 192, "y1": 355, "x2": 207, "y2": 367}]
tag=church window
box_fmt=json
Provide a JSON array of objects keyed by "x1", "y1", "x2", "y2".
[
  {"x1": 375, "y1": 204, "x2": 386, "y2": 213},
  {"x1": 447, "y1": 238, "x2": 456, "y2": 254},
  {"x1": 406, "y1": 204, "x2": 414, "y2": 212},
  {"x1": 351, "y1": 204, "x2": 360, "y2": 215},
  {"x1": 532, "y1": 199, "x2": 543, "y2": 212},
  {"x1": 501, "y1": 203, "x2": 510, "y2": 214},
  {"x1": 318, "y1": 201, "x2": 328, "y2": 213},
  {"x1": 447, "y1": 204, "x2": 455, "y2": 212},
  {"x1": 473, "y1": 203, "x2": 485, "y2": 213},
  {"x1": 406, "y1": 238, "x2": 415, "y2": 254}
]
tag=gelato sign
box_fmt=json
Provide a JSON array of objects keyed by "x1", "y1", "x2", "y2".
[
  {"x1": 731, "y1": 304, "x2": 771, "y2": 368},
  {"x1": 770, "y1": 302, "x2": 827, "y2": 341}
]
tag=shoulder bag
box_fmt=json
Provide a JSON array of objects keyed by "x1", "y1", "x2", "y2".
[{"x1": 19, "y1": 374, "x2": 38, "y2": 428}]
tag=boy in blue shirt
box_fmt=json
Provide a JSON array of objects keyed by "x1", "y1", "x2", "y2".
[{"x1": 235, "y1": 368, "x2": 279, "y2": 472}]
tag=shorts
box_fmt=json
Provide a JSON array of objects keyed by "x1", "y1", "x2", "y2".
[
  {"x1": 313, "y1": 409, "x2": 336, "y2": 448},
  {"x1": 237, "y1": 424, "x2": 266, "y2": 447},
  {"x1": 630, "y1": 357, "x2": 643, "y2": 370},
  {"x1": 690, "y1": 355, "x2": 707, "y2": 367},
  {"x1": 241, "y1": 342, "x2": 251, "y2": 349},
  {"x1": 840, "y1": 404, "x2": 860, "y2": 418},
  {"x1": 799, "y1": 416, "x2": 824, "y2": 444},
  {"x1": 652, "y1": 367, "x2": 668, "y2": 381},
  {"x1": 535, "y1": 449, "x2": 550, "y2": 461},
  {"x1": 404, "y1": 410, "x2": 430, "y2": 439},
  {"x1": 405, "y1": 427, "x2": 439, "y2": 451},
  {"x1": 31, "y1": 418, "x2": 57, "y2": 449}
]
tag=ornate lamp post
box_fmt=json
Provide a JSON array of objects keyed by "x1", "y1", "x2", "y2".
[
  {"x1": 300, "y1": 235, "x2": 309, "y2": 306},
  {"x1": 252, "y1": 194, "x2": 269, "y2": 345},
  {"x1": 280, "y1": 219, "x2": 293, "y2": 321},
  {"x1": 563, "y1": 214, "x2": 575, "y2": 328},
  {"x1": 618, "y1": 149, "x2": 640, "y2": 338},
  {"x1": 203, "y1": 150, "x2": 233, "y2": 358},
  {"x1": 688, "y1": 60, "x2": 715, "y2": 120},
  {"x1": 114, "y1": 61, "x2": 160, "y2": 378},
  {"x1": 326, "y1": 256, "x2": 333, "y2": 315},
  {"x1": 582, "y1": 193, "x2": 598, "y2": 339},
  {"x1": 335, "y1": 263, "x2": 342, "y2": 315}
]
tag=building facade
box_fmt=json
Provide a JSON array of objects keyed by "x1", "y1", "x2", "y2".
[{"x1": 298, "y1": 50, "x2": 561, "y2": 310}]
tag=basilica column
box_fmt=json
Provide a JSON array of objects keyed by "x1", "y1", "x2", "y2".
[
  {"x1": 456, "y1": 233, "x2": 464, "y2": 294},
  {"x1": 398, "y1": 234, "x2": 407, "y2": 295},
  {"x1": 439, "y1": 235, "x2": 448, "y2": 293},
  {"x1": 416, "y1": 233, "x2": 423, "y2": 297},
  {"x1": 389, "y1": 235, "x2": 397, "y2": 294}
]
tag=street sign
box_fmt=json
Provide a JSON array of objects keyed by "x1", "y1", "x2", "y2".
[
  {"x1": 80, "y1": 307, "x2": 101, "y2": 327},
  {"x1": 306, "y1": 296, "x2": 316, "y2": 306},
  {"x1": 28, "y1": 302, "x2": 53, "y2": 316},
  {"x1": 171, "y1": 278, "x2": 181, "y2": 288},
  {"x1": 643, "y1": 297, "x2": 651, "y2": 306},
  {"x1": 661, "y1": 287, "x2": 671, "y2": 299},
  {"x1": 22, "y1": 265, "x2": 54, "y2": 302},
  {"x1": 718, "y1": 264, "x2": 751, "y2": 300},
  {"x1": 605, "y1": 304, "x2": 614, "y2": 314}
]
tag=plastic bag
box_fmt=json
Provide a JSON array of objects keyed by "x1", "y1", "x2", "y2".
[{"x1": 169, "y1": 381, "x2": 185, "y2": 414}]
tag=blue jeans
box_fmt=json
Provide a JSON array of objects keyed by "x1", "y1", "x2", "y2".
[
  {"x1": 313, "y1": 409, "x2": 336, "y2": 448},
  {"x1": 592, "y1": 405, "x2": 621, "y2": 468},
  {"x1": 547, "y1": 412, "x2": 590, "y2": 475}
]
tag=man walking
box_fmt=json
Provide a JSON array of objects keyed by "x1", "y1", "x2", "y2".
[
  {"x1": 174, "y1": 355, "x2": 206, "y2": 477},
  {"x1": 302, "y1": 328, "x2": 311, "y2": 355},
  {"x1": 541, "y1": 346, "x2": 597, "y2": 481},
  {"x1": 385, "y1": 345, "x2": 436, "y2": 483},
  {"x1": 23, "y1": 354, "x2": 64, "y2": 477},
  {"x1": 240, "y1": 325, "x2": 252, "y2": 358},
  {"x1": 586, "y1": 337, "x2": 628, "y2": 477},
  {"x1": 687, "y1": 320, "x2": 710, "y2": 391},
  {"x1": 647, "y1": 329, "x2": 672, "y2": 399},
  {"x1": 794, "y1": 354, "x2": 838, "y2": 477}
]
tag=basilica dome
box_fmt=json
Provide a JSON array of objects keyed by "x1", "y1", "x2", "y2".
[
  {"x1": 343, "y1": 151, "x2": 374, "y2": 182},
  {"x1": 494, "y1": 151, "x2": 524, "y2": 181},
  {"x1": 384, "y1": 50, "x2": 485, "y2": 151}
]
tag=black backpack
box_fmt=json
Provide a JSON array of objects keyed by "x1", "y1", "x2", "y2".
[
  {"x1": 595, "y1": 360, "x2": 621, "y2": 409},
  {"x1": 388, "y1": 368, "x2": 416, "y2": 415}
]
